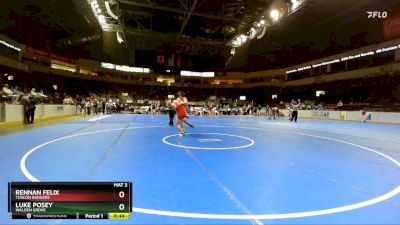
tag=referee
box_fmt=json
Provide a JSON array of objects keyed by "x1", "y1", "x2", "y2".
[
  {"x1": 166, "y1": 97, "x2": 176, "y2": 126},
  {"x1": 290, "y1": 99, "x2": 300, "y2": 122}
]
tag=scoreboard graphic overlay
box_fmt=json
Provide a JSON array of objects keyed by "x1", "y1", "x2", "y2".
[{"x1": 8, "y1": 182, "x2": 132, "y2": 220}]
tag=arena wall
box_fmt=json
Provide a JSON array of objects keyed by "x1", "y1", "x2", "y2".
[
  {"x1": 279, "y1": 110, "x2": 400, "y2": 124},
  {"x1": 2, "y1": 104, "x2": 77, "y2": 124},
  {"x1": 1, "y1": 105, "x2": 399, "y2": 125}
]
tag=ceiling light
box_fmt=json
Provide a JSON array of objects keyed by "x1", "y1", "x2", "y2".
[
  {"x1": 230, "y1": 47, "x2": 236, "y2": 56},
  {"x1": 291, "y1": 0, "x2": 300, "y2": 10},
  {"x1": 270, "y1": 9, "x2": 280, "y2": 21},
  {"x1": 99, "y1": 16, "x2": 106, "y2": 24},
  {"x1": 250, "y1": 27, "x2": 256, "y2": 37},
  {"x1": 92, "y1": 2, "x2": 99, "y2": 8},
  {"x1": 116, "y1": 31, "x2": 124, "y2": 43},
  {"x1": 234, "y1": 36, "x2": 242, "y2": 45},
  {"x1": 105, "y1": 0, "x2": 119, "y2": 20}
]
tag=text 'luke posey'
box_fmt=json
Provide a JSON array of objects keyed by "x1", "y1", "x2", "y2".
[{"x1": 15, "y1": 202, "x2": 54, "y2": 213}]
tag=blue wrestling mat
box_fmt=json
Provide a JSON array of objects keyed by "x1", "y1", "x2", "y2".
[{"x1": 1, "y1": 114, "x2": 400, "y2": 224}]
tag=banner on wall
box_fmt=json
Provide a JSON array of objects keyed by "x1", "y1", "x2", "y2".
[
  {"x1": 157, "y1": 54, "x2": 165, "y2": 65},
  {"x1": 56, "y1": 105, "x2": 64, "y2": 112},
  {"x1": 26, "y1": 46, "x2": 75, "y2": 64},
  {"x1": 311, "y1": 110, "x2": 330, "y2": 118}
]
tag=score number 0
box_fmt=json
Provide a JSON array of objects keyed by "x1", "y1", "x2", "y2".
[{"x1": 119, "y1": 191, "x2": 125, "y2": 211}]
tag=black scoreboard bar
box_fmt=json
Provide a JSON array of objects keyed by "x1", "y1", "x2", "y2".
[{"x1": 9, "y1": 182, "x2": 132, "y2": 220}]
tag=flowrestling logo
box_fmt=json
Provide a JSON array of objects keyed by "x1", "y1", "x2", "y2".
[{"x1": 367, "y1": 11, "x2": 388, "y2": 19}]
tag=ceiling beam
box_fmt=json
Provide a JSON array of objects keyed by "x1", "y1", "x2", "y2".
[
  {"x1": 177, "y1": 0, "x2": 199, "y2": 38},
  {"x1": 145, "y1": 0, "x2": 154, "y2": 6},
  {"x1": 177, "y1": 0, "x2": 188, "y2": 10},
  {"x1": 131, "y1": 17, "x2": 146, "y2": 30},
  {"x1": 124, "y1": 27, "x2": 227, "y2": 46},
  {"x1": 117, "y1": 0, "x2": 241, "y2": 22}
]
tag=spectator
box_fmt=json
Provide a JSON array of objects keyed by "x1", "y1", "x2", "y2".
[
  {"x1": 75, "y1": 95, "x2": 82, "y2": 105},
  {"x1": 106, "y1": 100, "x2": 112, "y2": 114},
  {"x1": 317, "y1": 102, "x2": 324, "y2": 110},
  {"x1": 38, "y1": 89, "x2": 48, "y2": 99},
  {"x1": 22, "y1": 92, "x2": 37, "y2": 124},
  {"x1": 80, "y1": 99, "x2": 86, "y2": 115},
  {"x1": 63, "y1": 96, "x2": 74, "y2": 105},
  {"x1": 30, "y1": 88, "x2": 37, "y2": 97},
  {"x1": 93, "y1": 100, "x2": 98, "y2": 115},
  {"x1": 257, "y1": 104, "x2": 262, "y2": 115},
  {"x1": 21, "y1": 93, "x2": 30, "y2": 124},
  {"x1": 2, "y1": 84, "x2": 18, "y2": 103},
  {"x1": 116, "y1": 100, "x2": 121, "y2": 113},
  {"x1": 337, "y1": 100, "x2": 343, "y2": 111},
  {"x1": 12, "y1": 86, "x2": 22, "y2": 103},
  {"x1": 85, "y1": 99, "x2": 91, "y2": 115},
  {"x1": 102, "y1": 98, "x2": 106, "y2": 114}
]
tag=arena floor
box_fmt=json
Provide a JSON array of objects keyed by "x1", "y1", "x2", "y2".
[{"x1": 1, "y1": 114, "x2": 400, "y2": 225}]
